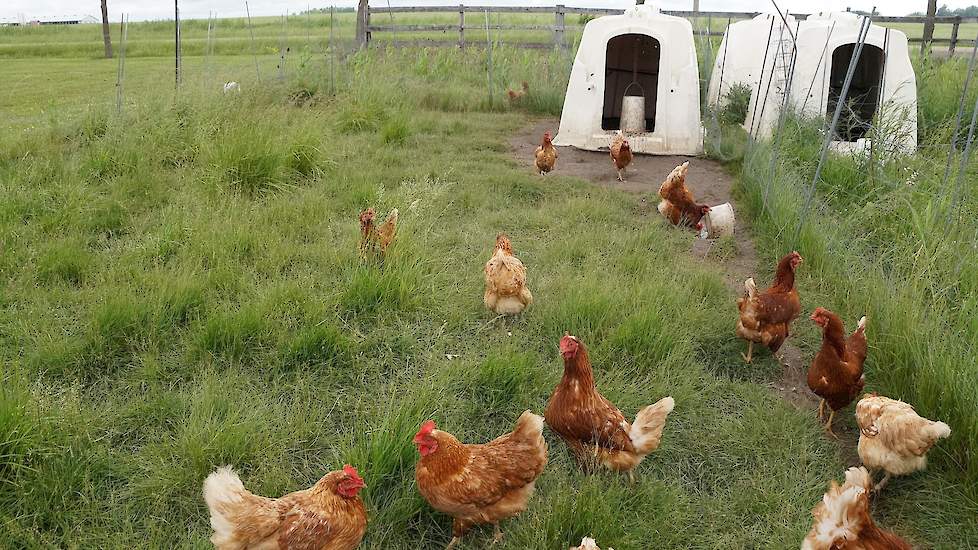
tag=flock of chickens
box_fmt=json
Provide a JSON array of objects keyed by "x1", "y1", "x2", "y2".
[{"x1": 199, "y1": 133, "x2": 952, "y2": 550}]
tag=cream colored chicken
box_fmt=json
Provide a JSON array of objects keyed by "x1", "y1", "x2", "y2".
[
  {"x1": 856, "y1": 394, "x2": 951, "y2": 492},
  {"x1": 802, "y1": 467, "x2": 911, "y2": 549},
  {"x1": 484, "y1": 234, "x2": 533, "y2": 315},
  {"x1": 572, "y1": 536, "x2": 614, "y2": 550}
]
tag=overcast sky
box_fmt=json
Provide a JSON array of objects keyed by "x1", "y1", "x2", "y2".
[{"x1": 2, "y1": 1, "x2": 975, "y2": 20}]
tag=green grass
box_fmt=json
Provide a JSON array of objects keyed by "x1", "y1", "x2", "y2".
[
  {"x1": 728, "y1": 54, "x2": 978, "y2": 545},
  {"x1": 0, "y1": 14, "x2": 976, "y2": 550}
]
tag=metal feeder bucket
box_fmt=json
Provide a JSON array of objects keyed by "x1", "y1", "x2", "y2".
[{"x1": 621, "y1": 81, "x2": 646, "y2": 134}]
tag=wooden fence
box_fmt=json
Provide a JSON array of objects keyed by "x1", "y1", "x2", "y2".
[{"x1": 356, "y1": 5, "x2": 978, "y2": 56}]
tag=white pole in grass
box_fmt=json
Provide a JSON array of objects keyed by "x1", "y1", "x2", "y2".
[
  {"x1": 794, "y1": 9, "x2": 874, "y2": 246},
  {"x1": 115, "y1": 13, "x2": 128, "y2": 113},
  {"x1": 330, "y1": 5, "x2": 336, "y2": 94},
  {"x1": 485, "y1": 9, "x2": 494, "y2": 108},
  {"x1": 246, "y1": 1, "x2": 262, "y2": 82},
  {"x1": 387, "y1": 0, "x2": 397, "y2": 48},
  {"x1": 205, "y1": 11, "x2": 213, "y2": 76},
  {"x1": 175, "y1": 0, "x2": 181, "y2": 89},
  {"x1": 115, "y1": 13, "x2": 123, "y2": 111},
  {"x1": 278, "y1": 13, "x2": 287, "y2": 81}
]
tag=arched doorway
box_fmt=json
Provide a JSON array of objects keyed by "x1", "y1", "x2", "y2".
[
  {"x1": 602, "y1": 33, "x2": 660, "y2": 132},
  {"x1": 827, "y1": 43, "x2": 885, "y2": 141}
]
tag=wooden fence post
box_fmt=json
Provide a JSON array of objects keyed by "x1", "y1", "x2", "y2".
[
  {"x1": 921, "y1": 0, "x2": 937, "y2": 57},
  {"x1": 459, "y1": 5, "x2": 465, "y2": 48},
  {"x1": 356, "y1": 0, "x2": 369, "y2": 49},
  {"x1": 554, "y1": 5, "x2": 566, "y2": 50},
  {"x1": 100, "y1": 0, "x2": 112, "y2": 58},
  {"x1": 950, "y1": 16, "x2": 961, "y2": 57}
]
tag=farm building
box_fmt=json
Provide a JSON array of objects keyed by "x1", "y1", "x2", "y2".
[
  {"x1": 0, "y1": 15, "x2": 98, "y2": 26},
  {"x1": 554, "y1": 4, "x2": 703, "y2": 156},
  {"x1": 709, "y1": 11, "x2": 917, "y2": 154}
]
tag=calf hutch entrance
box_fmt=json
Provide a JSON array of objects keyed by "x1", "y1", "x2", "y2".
[
  {"x1": 828, "y1": 43, "x2": 885, "y2": 141},
  {"x1": 602, "y1": 34, "x2": 660, "y2": 132},
  {"x1": 554, "y1": 5, "x2": 703, "y2": 156}
]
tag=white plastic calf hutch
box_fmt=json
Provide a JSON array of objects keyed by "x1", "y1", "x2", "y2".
[
  {"x1": 709, "y1": 12, "x2": 917, "y2": 154},
  {"x1": 707, "y1": 13, "x2": 798, "y2": 139},
  {"x1": 553, "y1": 5, "x2": 703, "y2": 156}
]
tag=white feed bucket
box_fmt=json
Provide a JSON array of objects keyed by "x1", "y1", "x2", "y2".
[
  {"x1": 701, "y1": 202, "x2": 735, "y2": 239},
  {"x1": 620, "y1": 82, "x2": 646, "y2": 134}
]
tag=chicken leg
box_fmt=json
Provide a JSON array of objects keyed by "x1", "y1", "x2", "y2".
[
  {"x1": 824, "y1": 410, "x2": 839, "y2": 439},
  {"x1": 741, "y1": 341, "x2": 754, "y2": 364},
  {"x1": 873, "y1": 472, "x2": 892, "y2": 493},
  {"x1": 617, "y1": 168, "x2": 625, "y2": 182},
  {"x1": 445, "y1": 537, "x2": 460, "y2": 550},
  {"x1": 492, "y1": 524, "x2": 504, "y2": 544},
  {"x1": 817, "y1": 399, "x2": 826, "y2": 422}
]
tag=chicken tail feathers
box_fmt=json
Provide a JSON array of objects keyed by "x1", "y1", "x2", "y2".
[
  {"x1": 629, "y1": 397, "x2": 675, "y2": 455},
  {"x1": 856, "y1": 316, "x2": 867, "y2": 333},
  {"x1": 512, "y1": 410, "x2": 546, "y2": 441},
  {"x1": 802, "y1": 467, "x2": 873, "y2": 550},
  {"x1": 928, "y1": 421, "x2": 952, "y2": 441},
  {"x1": 657, "y1": 199, "x2": 669, "y2": 216},
  {"x1": 744, "y1": 277, "x2": 757, "y2": 300},
  {"x1": 203, "y1": 466, "x2": 248, "y2": 547}
]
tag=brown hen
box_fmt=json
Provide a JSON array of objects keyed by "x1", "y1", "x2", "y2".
[
  {"x1": 735, "y1": 251, "x2": 803, "y2": 363},
  {"x1": 657, "y1": 161, "x2": 710, "y2": 230},
  {"x1": 534, "y1": 132, "x2": 558, "y2": 175},
  {"x1": 609, "y1": 131, "x2": 633, "y2": 182},
  {"x1": 807, "y1": 308, "x2": 867, "y2": 437},
  {"x1": 545, "y1": 334, "x2": 674, "y2": 481},
  {"x1": 203, "y1": 465, "x2": 367, "y2": 550},
  {"x1": 414, "y1": 411, "x2": 547, "y2": 549}
]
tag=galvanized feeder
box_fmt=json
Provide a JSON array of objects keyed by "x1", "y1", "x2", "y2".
[
  {"x1": 620, "y1": 44, "x2": 646, "y2": 134},
  {"x1": 621, "y1": 81, "x2": 646, "y2": 134}
]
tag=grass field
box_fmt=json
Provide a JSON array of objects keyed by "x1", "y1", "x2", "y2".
[{"x1": 1, "y1": 11, "x2": 977, "y2": 550}]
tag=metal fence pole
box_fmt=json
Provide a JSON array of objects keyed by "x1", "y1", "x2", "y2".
[
  {"x1": 115, "y1": 13, "x2": 128, "y2": 112},
  {"x1": 555, "y1": 5, "x2": 566, "y2": 51},
  {"x1": 948, "y1": 81, "x2": 978, "y2": 227},
  {"x1": 246, "y1": 1, "x2": 261, "y2": 82},
  {"x1": 459, "y1": 5, "x2": 465, "y2": 48},
  {"x1": 329, "y1": 5, "x2": 335, "y2": 94},
  {"x1": 941, "y1": 30, "x2": 978, "y2": 194},
  {"x1": 794, "y1": 11, "x2": 874, "y2": 246},
  {"x1": 485, "y1": 9, "x2": 494, "y2": 108},
  {"x1": 174, "y1": 0, "x2": 181, "y2": 89}
]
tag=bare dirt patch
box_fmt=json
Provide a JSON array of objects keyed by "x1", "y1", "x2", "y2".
[{"x1": 511, "y1": 118, "x2": 857, "y2": 449}]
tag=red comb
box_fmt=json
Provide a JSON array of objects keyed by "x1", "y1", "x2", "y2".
[
  {"x1": 343, "y1": 464, "x2": 360, "y2": 478},
  {"x1": 559, "y1": 333, "x2": 579, "y2": 353},
  {"x1": 418, "y1": 420, "x2": 435, "y2": 436}
]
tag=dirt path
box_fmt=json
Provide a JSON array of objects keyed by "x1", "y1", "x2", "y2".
[{"x1": 511, "y1": 119, "x2": 859, "y2": 454}]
